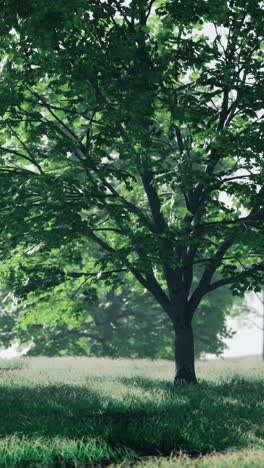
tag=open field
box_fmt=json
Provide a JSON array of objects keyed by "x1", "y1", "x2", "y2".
[{"x1": 0, "y1": 356, "x2": 263, "y2": 467}]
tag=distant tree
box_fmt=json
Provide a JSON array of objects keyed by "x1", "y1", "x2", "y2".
[
  {"x1": 0, "y1": 0, "x2": 263, "y2": 382},
  {"x1": 0, "y1": 274, "x2": 236, "y2": 359},
  {"x1": 0, "y1": 245, "x2": 238, "y2": 359}
]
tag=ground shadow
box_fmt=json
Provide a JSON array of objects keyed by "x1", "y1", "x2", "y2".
[{"x1": 0, "y1": 374, "x2": 263, "y2": 459}]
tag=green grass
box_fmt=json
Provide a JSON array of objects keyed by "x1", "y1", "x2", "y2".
[
  {"x1": 0, "y1": 356, "x2": 263, "y2": 466},
  {"x1": 0, "y1": 358, "x2": 28, "y2": 370}
]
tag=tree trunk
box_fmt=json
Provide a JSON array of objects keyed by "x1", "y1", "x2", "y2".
[{"x1": 174, "y1": 326, "x2": 197, "y2": 384}]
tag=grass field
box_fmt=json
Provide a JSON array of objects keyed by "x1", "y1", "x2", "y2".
[{"x1": 0, "y1": 356, "x2": 263, "y2": 467}]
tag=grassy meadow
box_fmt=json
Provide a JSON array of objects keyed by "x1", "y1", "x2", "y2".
[{"x1": 0, "y1": 356, "x2": 263, "y2": 467}]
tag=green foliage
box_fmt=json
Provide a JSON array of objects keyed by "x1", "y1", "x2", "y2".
[{"x1": 0, "y1": 0, "x2": 263, "y2": 357}]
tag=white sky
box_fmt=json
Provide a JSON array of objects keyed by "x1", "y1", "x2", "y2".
[
  {"x1": 207, "y1": 291, "x2": 263, "y2": 359},
  {"x1": 221, "y1": 315, "x2": 263, "y2": 357}
]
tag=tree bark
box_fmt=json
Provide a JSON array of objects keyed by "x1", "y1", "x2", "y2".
[{"x1": 174, "y1": 326, "x2": 197, "y2": 384}]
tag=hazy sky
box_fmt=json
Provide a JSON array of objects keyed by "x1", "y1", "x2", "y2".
[{"x1": 220, "y1": 293, "x2": 263, "y2": 358}]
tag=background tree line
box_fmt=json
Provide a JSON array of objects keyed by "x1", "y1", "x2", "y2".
[{"x1": 0, "y1": 242, "x2": 239, "y2": 359}]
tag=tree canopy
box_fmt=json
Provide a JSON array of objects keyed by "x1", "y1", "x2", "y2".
[{"x1": 0, "y1": 0, "x2": 263, "y2": 382}]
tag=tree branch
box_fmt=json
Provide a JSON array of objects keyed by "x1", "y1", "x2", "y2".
[
  {"x1": 26, "y1": 87, "x2": 88, "y2": 156},
  {"x1": 88, "y1": 228, "x2": 170, "y2": 311},
  {"x1": 196, "y1": 214, "x2": 264, "y2": 229},
  {"x1": 146, "y1": 0, "x2": 156, "y2": 20},
  {"x1": 92, "y1": 228, "x2": 123, "y2": 234},
  {"x1": 100, "y1": 177, "x2": 154, "y2": 230},
  {"x1": 89, "y1": 81, "x2": 166, "y2": 233},
  {"x1": 89, "y1": 232, "x2": 115, "y2": 253},
  {"x1": 68, "y1": 269, "x2": 127, "y2": 278},
  {"x1": 130, "y1": 267, "x2": 171, "y2": 313},
  {"x1": 189, "y1": 238, "x2": 234, "y2": 314},
  {"x1": 24, "y1": 98, "x2": 103, "y2": 124},
  {"x1": 5, "y1": 126, "x2": 44, "y2": 175},
  {"x1": 141, "y1": 172, "x2": 167, "y2": 233},
  {"x1": 111, "y1": 0, "x2": 132, "y2": 26},
  {"x1": 0, "y1": 148, "x2": 43, "y2": 172},
  {"x1": 175, "y1": 126, "x2": 185, "y2": 154},
  {"x1": 27, "y1": 88, "x2": 153, "y2": 234},
  {"x1": 206, "y1": 277, "x2": 234, "y2": 293},
  {"x1": 217, "y1": 88, "x2": 229, "y2": 131}
]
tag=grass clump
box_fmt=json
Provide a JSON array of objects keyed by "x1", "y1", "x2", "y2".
[
  {"x1": 0, "y1": 356, "x2": 262, "y2": 466},
  {"x1": 0, "y1": 435, "x2": 135, "y2": 466}
]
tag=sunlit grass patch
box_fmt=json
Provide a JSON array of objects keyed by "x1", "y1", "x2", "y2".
[
  {"x1": 137, "y1": 448, "x2": 264, "y2": 467},
  {"x1": 0, "y1": 435, "x2": 135, "y2": 467}
]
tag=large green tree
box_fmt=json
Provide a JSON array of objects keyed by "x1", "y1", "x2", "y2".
[{"x1": 0, "y1": 0, "x2": 263, "y2": 382}]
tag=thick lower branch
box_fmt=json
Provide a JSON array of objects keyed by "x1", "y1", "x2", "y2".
[
  {"x1": 141, "y1": 172, "x2": 167, "y2": 233},
  {"x1": 189, "y1": 238, "x2": 234, "y2": 314}
]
